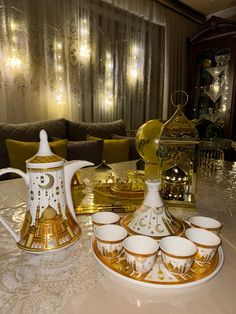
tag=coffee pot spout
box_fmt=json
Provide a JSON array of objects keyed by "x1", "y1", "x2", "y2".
[{"x1": 64, "y1": 160, "x2": 94, "y2": 221}]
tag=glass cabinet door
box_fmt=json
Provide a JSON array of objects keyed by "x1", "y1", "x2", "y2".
[{"x1": 193, "y1": 48, "x2": 231, "y2": 135}]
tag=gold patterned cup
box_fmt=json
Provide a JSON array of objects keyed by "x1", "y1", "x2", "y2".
[
  {"x1": 160, "y1": 236, "x2": 197, "y2": 275},
  {"x1": 189, "y1": 216, "x2": 222, "y2": 234},
  {"x1": 95, "y1": 224, "x2": 127, "y2": 257},
  {"x1": 123, "y1": 235, "x2": 159, "y2": 274},
  {"x1": 91, "y1": 212, "x2": 120, "y2": 232},
  {"x1": 185, "y1": 227, "x2": 221, "y2": 265}
]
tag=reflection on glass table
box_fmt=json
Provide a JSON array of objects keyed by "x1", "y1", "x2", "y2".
[
  {"x1": 72, "y1": 161, "x2": 144, "y2": 214},
  {"x1": 198, "y1": 138, "x2": 233, "y2": 171}
]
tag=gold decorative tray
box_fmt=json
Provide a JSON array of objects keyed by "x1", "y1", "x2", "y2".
[
  {"x1": 98, "y1": 186, "x2": 144, "y2": 199},
  {"x1": 92, "y1": 238, "x2": 224, "y2": 289},
  {"x1": 72, "y1": 185, "x2": 142, "y2": 214}
]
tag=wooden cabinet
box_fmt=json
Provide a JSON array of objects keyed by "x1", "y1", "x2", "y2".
[{"x1": 186, "y1": 16, "x2": 236, "y2": 141}]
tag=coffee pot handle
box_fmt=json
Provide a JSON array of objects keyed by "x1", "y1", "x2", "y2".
[
  {"x1": 0, "y1": 167, "x2": 29, "y2": 185},
  {"x1": 0, "y1": 167, "x2": 29, "y2": 242}
]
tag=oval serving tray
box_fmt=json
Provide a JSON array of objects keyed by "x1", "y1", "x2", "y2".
[{"x1": 92, "y1": 238, "x2": 224, "y2": 289}]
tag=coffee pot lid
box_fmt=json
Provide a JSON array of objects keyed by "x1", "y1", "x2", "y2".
[{"x1": 27, "y1": 129, "x2": 64, "y2": 164}]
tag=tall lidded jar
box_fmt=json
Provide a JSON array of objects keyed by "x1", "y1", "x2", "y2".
[{"x1": 124, "y1": 180, "x2": 184, "y2": 240}]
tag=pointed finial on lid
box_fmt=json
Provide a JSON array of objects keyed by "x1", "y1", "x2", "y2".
[{"x1": 37, "y1": 129, "x2": 53, "y2": 156}]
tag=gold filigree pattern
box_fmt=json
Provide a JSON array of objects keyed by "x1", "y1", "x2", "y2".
[
  {"x1": 27, "y1": 155, "x2": 64, "y2": 163},
  {"x1": 18, "y1": 207, "x2": 81, "y2": 253},
  {"x1": 121, "y1": 214, "x2": 185, "y2": 240},
  {"x1": 160, "y1": 105, "x2": 199, "y2": 140}
]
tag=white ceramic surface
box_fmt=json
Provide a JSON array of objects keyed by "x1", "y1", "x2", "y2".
[
  {"x1": 95, "y1": 224, "x2": 127, "y2": 257},
  {"x1": 189, "y1": 216, "x2": 222, "y2": 233},
  {"x1": 0, "y1": 129, "x2": 93, "y2": 253},
  {"x1": 143, "y1": 180, "x2": 163, "y2": 208},
  {"x1": 127, "y1": 179, "x2": 184, "y2": 238},
  {"x1": 185, "y1": 227, "x2": 221, "y2": 265},
  {"x1": 160, "y1": 236, "x2": 197, "y2": 274},
  {"x1": 123, "y1": 235, "x2": 159, "y2": 274}
]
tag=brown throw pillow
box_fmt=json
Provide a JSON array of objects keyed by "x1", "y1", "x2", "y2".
[
  {"x1": 50, "y1": 137, "x2": 104, "y2": 165},
  {"x1": 67, "y1": 140, "x2": 103, "y2": 165},
  {"x1": 66, "y1": 119, "x2": 126, "y2": 140}
]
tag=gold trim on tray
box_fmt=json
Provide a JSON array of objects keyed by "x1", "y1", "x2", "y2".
[
  {"x1": 95, "y1": 186, "x2": 144, "y2": 200},
  {"x1": 110, "y1": 185, "x2": 144, "y2": 198},
  {"x1": 92, "y1": 238, "x2": 223, "y2": 287}
]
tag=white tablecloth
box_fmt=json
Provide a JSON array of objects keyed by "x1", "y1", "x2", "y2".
[{"x1": 0, "y1": 161, "x2": 236, "y2": 314}]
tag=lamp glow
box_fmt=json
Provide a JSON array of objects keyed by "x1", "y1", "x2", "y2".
[
  {"x1": 222, "y1": 104, "x2": 226, "y2": 112},
  {"x1": 57, "y1": 42, "x2": 62, "y2": 50},
  {"x1": 57, "y1": 65, "x2": 63, "y2": 71},
  {"x1": 7, "y1": 56, "x2": 22, "y2": 69},
  {"x1": 79, "y1": 44, "x2": 90, "y2": 58},
  {"x1": 10, "y1": 22, "x2": 16, "y2": 30},
  {"x1": 129, "y1": 67, "x2": 138, "y2": 79}
]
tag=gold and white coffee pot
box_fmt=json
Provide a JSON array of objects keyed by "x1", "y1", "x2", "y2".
[{"x1": 0, "y1": 130, "x2": 93, "y2": 253}]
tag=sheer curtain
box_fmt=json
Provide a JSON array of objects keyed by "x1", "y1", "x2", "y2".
[
  {"x1": 0, "y1": 0, "x2": 165, "y2": 130},
  {"x1": 99, "y1": 0, "x2": 201, "y2": 119},
  {"x1": 165, "y1": 9, "x2": 200, "y2": 117},
  {"x1": 0, "y1": 0, "x2": 200, "y2": 128}
]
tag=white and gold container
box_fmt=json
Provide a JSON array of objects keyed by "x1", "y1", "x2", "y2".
[
  {"x1": 95, "y1": 224, "x2": 127, "y2": 257},
  {"x1": 124, "y1": 235, "x2": 159, "y2": 274},
  {"x1": 160, "y1": 236, "x2": 197, "y2": 274},
  {"x1": 185, "y1": 228, "x2": 221, "y2": 265},
  {"x1": 0, "y1": 130, "x2": 93, "y2": 253}
]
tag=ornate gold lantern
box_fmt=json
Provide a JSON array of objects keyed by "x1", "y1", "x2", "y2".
[
  {"x1": 161, "y1": 165, "x2": 188, "y2": 201},
  {"x1": 136, "y1": 91, "x2": 200, "y2": 210}
]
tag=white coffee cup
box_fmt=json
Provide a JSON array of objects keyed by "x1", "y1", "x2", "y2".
[
  {"x1": 123, "y1": 235, "x2": 159, "y2": 274},
  {"x1": 185, "y1": 227, "x2": 221, "y2": 265},
  {"x1": 160, "y1": 236, "x2": 197, "y2": 274},
  {"x1": 92, "y1": 212, "x2": 120, "y2": 231},
  {"x1": 189, "y1": 216, "x2": 222, "y2": 234},
  {"x1": 94, "y1": 224, "x2": 127, "y2": 257}
]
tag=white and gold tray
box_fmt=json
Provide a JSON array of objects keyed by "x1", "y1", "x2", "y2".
[{"x1": 92, "y1": 238, "x2": 224, "y2": 289}]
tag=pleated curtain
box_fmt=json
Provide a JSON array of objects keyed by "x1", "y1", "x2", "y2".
[{"x1": 0, "y1": 0, "x2": 200, "y2": 129}]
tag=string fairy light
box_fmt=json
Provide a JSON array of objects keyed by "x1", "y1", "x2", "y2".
[
  {"x1": 6, "y1": 19, "x2": 22, "y2": 72},
  {"x1": 54, "y1": 40, "x2": 66, "y2": 105},
  {"x1": 128, "y1": 44, "x2": 142, "y2": 83},
  {"x1": 79, "y1": 18, "x2": 90, "y2": 61},
  {"x1": 104, "y1": 52, "x2": 114, "y2": 108}
]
